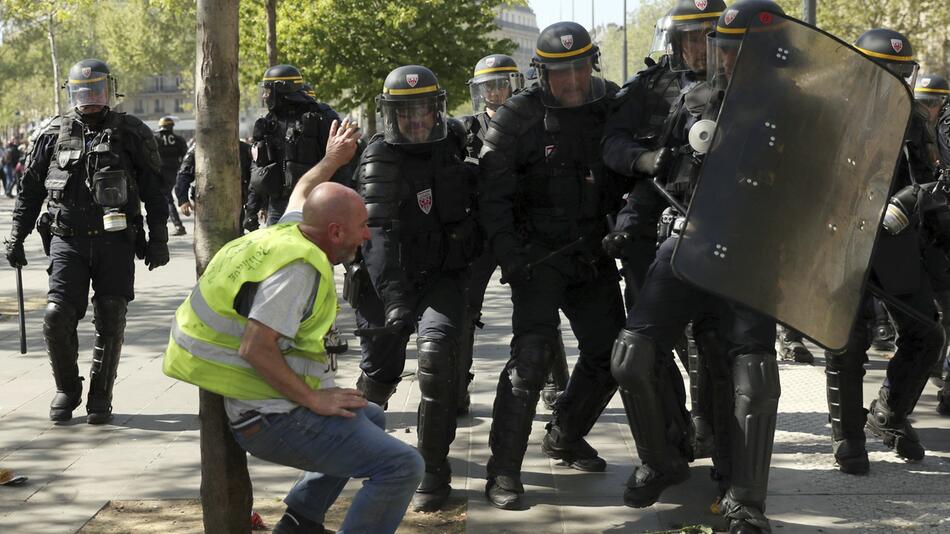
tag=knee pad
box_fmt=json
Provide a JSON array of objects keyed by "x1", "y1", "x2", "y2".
[
  {"x1": 610, "y1": 329, "x2": 657, "y2": 392},
  {"x1": 509, "y1": 333, "x2": 555, "y2": 395},
  {"x1": 44, "y1": 301, "x2": 78, "y2": 339},
  {"x1": 733, "y1": 353, "x2": 781, "y2": 413},
  {"x1": 417, "y1": 337, "x2": 457, "y2": 400},
  {"x1": 93, "y1": 296, "x2": 128, "y2": 337}
]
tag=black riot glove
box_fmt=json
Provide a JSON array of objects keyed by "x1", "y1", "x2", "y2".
[
  {"x1": 243, "y1": 212, "x2": 260, "y2": 233},
  {"x1": 144, "y1": 226, "x2": 170, "y2": 271},
  {"x1": 4, "y1": 237, "x2": 26, "y2": 268},
  {"x1": 602, "y1": 231, "x2": 632, "y2": 259},
  {"x1": 384, "y1": 304, "x2": 415, "y2": 335},
  {"x1": 499, "y1": 254, "x2": 531, "y2": 286},
  {"x1": 633, "y1": 147, "x2": 670, "y2": 176}
]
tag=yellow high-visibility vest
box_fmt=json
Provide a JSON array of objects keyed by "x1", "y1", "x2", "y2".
[{"x1": 163, "y1": 223, "x2": 336, "y2": 400}]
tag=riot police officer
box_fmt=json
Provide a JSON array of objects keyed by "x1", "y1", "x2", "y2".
[
  {"x1": 155, "y1": 116, "x2": 188, "y2": 236},
  {"x1": 3, "y1": 59, "x2": 169, "y2": 424},
  {"x1": 824, "y1": 29, "x2": 944, "y2": 476},
  {"x1": 611, "y1": 3, "x2": 786, "y2": 532},
  {"x1": 249, "y1": 65, "x2": 348, "y2": 226},
  {"x1": 478, "y1": 22, "x2": 626, "y2": 510},
  {"x1": 459, "y1": 54, "x2": 570, "y2": 413},
  {"x1": 353, "y1": 65, "x2": 480, "y2": 512},
  {"x1": 602, "y1": 0, "x2": 727, "y2": 461},
  {"x1": 928, "y1": 75, "x2": 950, "y2": 414},
  {"x1": 175, "y1": 139, "x2": 254, "y2": 230}
]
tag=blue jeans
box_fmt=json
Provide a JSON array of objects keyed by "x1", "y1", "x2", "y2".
[{"x1": 231, "y1": 403, "x2": 423, "y2": 534}]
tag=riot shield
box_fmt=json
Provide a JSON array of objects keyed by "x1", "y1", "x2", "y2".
[{"x1": 671, "y1": 13, "x2": 912, "y2": 351}]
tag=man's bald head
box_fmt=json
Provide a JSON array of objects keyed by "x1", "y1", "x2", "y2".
[{"x1": 300, "y1": 182, "x2": 369, "y2": 264}]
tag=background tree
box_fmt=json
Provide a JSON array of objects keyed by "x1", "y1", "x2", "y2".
[
  {"x1": 238, "y1": 0, "x2": 517, "y2": 132},
  {"x1": 193, "y1": 0, "x2": 250, "y2": 531}
]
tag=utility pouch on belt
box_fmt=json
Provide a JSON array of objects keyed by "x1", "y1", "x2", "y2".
[
  {"x1": 36, "y1": 213, "x2": 52, "y2": 256},
  {"x1": 342, "y1": 261, "x2": 367, "y2": 308}
]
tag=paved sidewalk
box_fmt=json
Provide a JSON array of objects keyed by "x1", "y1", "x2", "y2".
[{"x1": 1, "y1": 196, "x2": 949, "y2": 533}]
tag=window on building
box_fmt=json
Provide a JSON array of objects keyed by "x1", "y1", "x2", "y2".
[
  {"x1": 154, "y1": 99, "x2": 163, "y2": 113},
  {"x1": 174, "y1": 99, "x2": 183, "y2": 112},
  {"x1": 134, "y1": 99, "x2": 144, "y2": 114},
  {"x1": 152, "y1": 77, "x2": 160, "y2": 92}
]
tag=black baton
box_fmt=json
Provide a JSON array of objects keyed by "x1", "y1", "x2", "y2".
[{"x1": 16, "y1": 266, "x2": 26, "y2": 354}]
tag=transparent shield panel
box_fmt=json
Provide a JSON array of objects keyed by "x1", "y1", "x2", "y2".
[{"x1": 671, "y1": 14, "x2": 913, "y2": 350}]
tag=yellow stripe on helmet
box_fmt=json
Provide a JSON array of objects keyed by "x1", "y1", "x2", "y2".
[
  {"x1": 474, "y1": 66, "x2": 520, "y2": 76},
  {"x1": 535, "y1": 42, "x2": 594, "y2": 59},
  {"x1": 915, "y1": 87, "x2": 950, "y2": 95},
  {"x1": 671, "y1": 11, "x2": 722, "y2": 21},
  {"x1": 855, "y1": 46, "x2": 915, "y2": 62},
  {"x1": 68, "y1": 76, "x2": 108, "y2": 84},
  {"x1": 716, "y1": 25, "x2": 747, "y2": 35},
  {"x1": 263, "y1": 76, "x2": 304, "y2": 81},
  {"x1": 384, "y1": 84, "x2": 439, "y2": 96}
]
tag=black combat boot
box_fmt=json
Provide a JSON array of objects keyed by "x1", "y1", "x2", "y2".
[
  {"x1": 866, "y1": 390, "x2": 924, "y2": 461},
  {"x1": 779, "y1": 328, "x2": 814, "y2": 364},
  {"x1": 86, "y1": 297, "x2": 127, "y2": 425},
  {"x1": 541, "y1": 422, "x2": 606, "y2": 472},
  {"x1": 44, "y1": 302, "x2": 83, "y2": 421},
  {"x1": 540, "y1": 333, "x2": 570, "y2": 410},
  {"x1": 412, "y1": 459, "x2": 452, "y2": 513}
]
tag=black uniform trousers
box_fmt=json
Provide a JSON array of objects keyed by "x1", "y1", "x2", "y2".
[
  {"x1": 48, "y1": 233, "x2": 136, "y2": 318},
  {"x1": 829, "y1": 265, "x2": 941, "y2": 421},
  {"x1": 487, "y1": 254, "x2": 625, "y2": 478},
  {"x1": 356, "y1": 272, "x2": 466, "y2": 384},
  {"x1": 625, "y1": 236, "x2": 777, "y2": 506}
]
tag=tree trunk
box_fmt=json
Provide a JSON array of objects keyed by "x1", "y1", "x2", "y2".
[
  {"x1": 194, "y1": 1, "x2": 250, "y2": 533},
  {"x1": 47, "y1": 12, "x2": 61, "y2": 116},
  {"x1": 265, "y1": 0, "x2": 278, "y2": 66}
]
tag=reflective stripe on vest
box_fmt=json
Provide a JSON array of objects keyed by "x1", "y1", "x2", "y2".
[{"x1": 170, "y1": 321, "x2": 332, "y2": 383}]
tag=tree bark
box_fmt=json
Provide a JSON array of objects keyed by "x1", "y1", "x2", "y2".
[
  {"x1": 194, "y1": 1, "x2": 250, "y2": 533},
  {"x1": 47, "y1": 12, "x2": 61, "y2": 116},
  {"x1": 265, "y1": 0, "x2": 278, "y2": 66}
]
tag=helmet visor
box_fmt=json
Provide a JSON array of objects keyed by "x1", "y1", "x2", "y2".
[
  {"x1": 66, "y1": 71, "x2": 113, "y2": 109},
  {"x1": 670, "y1": 21, "x2": 716, "y2": 73},
  {"x1": 538, "y1": 54, "x2": 606, "y2": 108},
  {"x1": 379, "y1": 94, "x2": 447, "y2": 145},
  {"x1": 649, "y1": 16, "x2": 673, "y2": 60},
  {"x1": 469, "y1": 73, "x2": 522, "y2": 112},
  {"x1": 707, "y1": 34, "x2": 741, "y2": 91},
  {"x1": 883, "y1": 61, "x2": 918, "y2": 88}
]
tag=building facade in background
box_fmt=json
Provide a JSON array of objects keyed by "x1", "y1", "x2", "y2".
[{"x1": 492, "y1": 4, "x2": 540, "y2": 73}]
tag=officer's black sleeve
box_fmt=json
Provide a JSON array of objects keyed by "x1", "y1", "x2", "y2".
[
  {"x1": 125, "y1": 117, "x2": 169, "y2": 230},
  {"x1": 602, "y1": 81, "x2": 652, "y2": 178},
  {"x1": 9, "y1": 130, "x2": 57, "y2": 241},
  {"x1": 174, "y1": 148, "x2": 195, "y2": 205},
  {"x1": 478, "y1": 94, "x2": 539, "y2": 263},
  {"x1": 357, "y1": 139, "x2": 411, "y2": 310}
]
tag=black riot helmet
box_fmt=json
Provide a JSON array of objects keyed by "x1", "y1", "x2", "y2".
[
  {"x1": 468, "y1": 54, "x2": 524, "y2": 113},
  {"x1": 854, "y1": 29, "x2": 918, "y2": 87},
  {"x1": 707, "y1": 0, "x2": 786, "y2": 90},
  {"x1": 914, "y1": 74, "x2": 950, "y2": 126},
  {"x1": 531, "y1": 21, "x2": 606, "y2": 108},
  {"x1": 667, "y1": 0, "x2": 727, "y2": 73},
  {"x1": 260, "y1": 64, "x2": 305, "y2": 110},
  {"x1": 65, "y1": 59, "x2": 117, "y2": 111},
  {"x1": 376, "y1": 65, "x2": 447, "y2": 145}
]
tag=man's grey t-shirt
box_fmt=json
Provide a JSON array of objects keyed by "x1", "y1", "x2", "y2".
[{"x1": 223, "y1": 210, "x2": 335, "y2": 422}]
